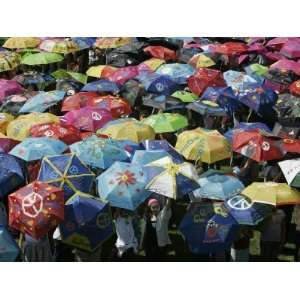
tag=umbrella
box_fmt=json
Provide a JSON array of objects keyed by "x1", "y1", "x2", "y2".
[
  {"x1": 38, "y1": 153, "x2": 95, "y2": 200},
  {"x1": 142, "y1": 93, "x2": 181, "y2": 110},
  {"x1": 98, "y1": 118, "x2": 155, "y2": 143},
  {"x1": 141, "y1": 112, "x2": 188, "y2": 133},
  {"x1": 13, "y1": 72, "x2": 55, "y2": 90},
  {"x1": 215, "y1": 86, "x2": 241, "y2": 116},
  {"x1": 0, "y1": 133, "x2": 19, "y2": 153},
  {"x1": 86, "y1": 65, "x2": 117, "y2": 79},
  {"x1": 188, "y1": 53, "x2": 215, "y2": 68},
  {"x1": 62, "y1": 107, "x2": 114, "y2": 132},
  {"x1": 187, "y1": 99, "x2": 227, "y2": 117},
  {"x1": 6, "y1": 112, "x2": 59, "y2": 141},
  {"x1": 224, "y1": 195, "x2": 273, "y2": 225},
  {"x1": 61, "y1": 92, "x2": 99, "y2": 112},
  {"x1": 94, "y1": 37, "x2": 133, "y2": 49},
  {"x1": 0, "y1": 51, "x2": 20, "y2": 72},
  {"x1": 131, "y1": 149, "x2": 171, "y2": 166},
  {"x1": 275, "y1": 94, "x2": 300, "y2": 119},
  {"x1": 0, "y1": 79, "x2": 23, "y2": 103},
  {"x1": 70, "y1": 136, "x2": 129, "y2": 169},
  {"x1": 145, "y1": 156, "x2": 199, "y2": 199},
  {"x1": 232, "y1": 129, "x2": 285, "y2": 162},
  {"x1": 81, "y1": 79, "x2": 120, "y2": 94},
  {"x1": 209, "y1": 42, "x2": 248, "y2": 55},
  {"x1": 272, "y1": 122, "x2": 300, "y2": 139},
  {"x1": 121, "y1": 79, "x2": 144, "y2": 106},
  {"x1": 270, "y1": 59, "x2": 300, "y2": 76},
  {"x1": 241, "y1": 182, "x2": 300, "y2": 206},
  {"x1": 142, "y1": 139, "x2": 184, "y2": 164},
  {"x1": 39, "y1": 38, "x2": 80, "y2": 54},
  {"x1": 3, "y1": 37, "x2": 40, "y2": 49},
  {"x1": 0, "y1": 152, "x2": 25, "y2": 198},
  {"x1": 9, "y1": 137, "x2": 67, "y2": 161},
  {"x1": 278, "y1": 158, "x2": 300, "y2": 188},
  {"x1": 281, "y1": 138, "x2": 300, "y2": 154},
  {"x1": 114, "y1": 139, "x2": 144, "y2": 160},
  {"x1": 280, "y1": 41, "x2": 300, "y2": 59},
  {"x1": 97, "y1": 161, "x2": 151, "y2": 210},
  {"x1": 21, "y1": 52, "x2": 64, "y2": 65},
  {"x1": 51, "y1": 69, "x2": 87, "y2": 85},
  {"x1": 8, "y1": 180, "x2": 64, "y2": 239},
  {"x1": 0, "y1": 225, "x2": 20, "y2": 261},
  {"x1": 138, "y1": 58, "x2": 165, "y2": 72},
  {"x1": 30, "y1": 122, "x2": 81, "y2": 145},
  {"x1": 244, "y1": 63, "x2": 268, "y2": 83},
  {"x1": 289, "y1": 80, "x2": 300, "y2": 97},
  {"x1": 59, "y1": 192, "x2": 113, "y2": 252},
  {"x1": 223, "y1": 70, "x2": 258, "y2": 91},
  {"x1": 171, "y1": 90, "x2": 198, "y2": 103},
  {"x1": 72, "y1": 37, "x2": 96, "y2": 49},
  {"x1": 144, "y1": 46, "x2": 176, "y2": 60},
  {"x1": 19, "y1": 90, "x2": 65, "y2": 113},
  {"x1": 107, "y1": 66, "x2": 139, "y2": 85},
  {"x1": 179, "y1": 201, "x2": 239, "y2": 254},
  {"x1": 0, "y1": 112, "x2": 14, "y2": 134},
  {"x1": 175, "y1": 128, "x2": 232, "y2": 164},
  {"x1": 192, "y1": 173, "x2": 244, "y2": 201},
  {"x1": 156, "y1": 63, "x2": 195, "y2": 84}
]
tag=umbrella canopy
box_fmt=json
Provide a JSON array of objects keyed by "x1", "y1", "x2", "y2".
[
  {"x1": 289, "y1": 80, "x2": 300, "y2": 97},
  {"x1": 59, "y1": 192, "x2": 113, "y2": 252},
  {"x1": 98, "y1": 118, "x2": 155, "y2": 143},
  {"x1": 192, "y1": 172, "x2": 244, "y2": 201},
  {"x1": 39, "y1": 39, "x2": 80, "y2": 54},
  {"x1": 145, "y1": 156, "x2": 199, "y2": 199},
  {"x1": 6, "y1": 112, "x2": 59, "y2": 141},
  {"x1": 0, "y1": 112, "x2": 14, "y2": 134},
  {"x1": 0, "y1": 51, "x2": 20, "y2": 72},
  {"x1": 175, "y1": 128, "x2": 232, "y2": 164},
  {"x1": 107, "y1": 66, "x2": 139, "y2": 85},
  {"x1": 223, "y1": 70, "x2": 258, "y2": 91},
  {"x1": 8, "y1": 181, "x2": 64, "y2": 239},
  {"x1": 187, "y1": 99, "x2": 227, "y2": 117},
  {"x1": 244, "y1": 63, "x2": 268, "y2": 82},
  {"x1": 61, "y1": 92, "x2": 99, "y2": 112},
  {"x1": 97, "y1": 161, "x2": 151, "y2": 210},
  {"x1": 188, "y1": 53, "x2": 215, "y2": 68},
  {"x1": 13, "y1": 72, "x2": 55, "y2": 90},
  {"x1": 0, "y1": 225, "x2": 20, "y2": 262},
  {"x1": 138, "y1": 58, "x2": 165, "y2": 72},
  {"x1": 156, "y1": 63, "x2": 196, "y2": 84},
  {"x1": 224, "y1": 195, "x2": 273, "y2": 225},
  {"x1": 179, "y1": 201, "x2": 239, "y2": 254},
  {"x1": 280, "y1": 41, "x2": 300, "y2": 59},
  {"x1": 278, "y1": 158, "x2": 300, "y2": 188},
  {"x1": 70, "y1": 136, "x2": 129, "y2": 169},
  {"x1": 38, "y1": 154, "x2": 95, "y2": 200},
  {"x1": 131, "y1": 149, "x2": 171, "y2": 166},
  {"x1": 215, "y1": 86, "x2": 241, "y2": 115},
  {"x1": 21, "y1": 52, "x2": 64, "y2": 65},
  {"x1": 62, "y1": 107, "x2": 114, "y2": 132},
  {"x1": 141, "y1": 113, "x2": 188, "y2": 133},
  {"x1": 51, "y1": 69, "x2": 87, "y2": 85},
  {"x1": 3, "y1": 37, "x2": 40, "y2": 49},
  {"x1": 86, "y1": 65, "x2": 117, "y2": 79},
  {"x1": 0, "y1": 133, "x2": 19, "y2": 153},
  {"x1": 232, "y1": 129, "x2": 285, "y2": 162},
  {"x1": 19, "y1": 90, "x2": 65, "y2": 113},
  {"x1": 81, "y1": 79, "x2": 120, "y2": 94},
  {"x1": 144, "y1": 46, "x2": 176, "y2": 60},
  {"x1": 0, "y1": 152, "x2": 25, "y2": 198},
  {"x1": 0, "y1": 79, "x2": 23, "y2": 103},
  {"x1": 270, "y1": 59, "x2": 300, "y2": 76},
  {"x1": 241, "y1": 182, "x2": 300, "y2": 206},
  {"x1": 94, "y1": 37, "x2": 133, "y2": 49},
  {"x1": 171, "y1": 90, "x2": 198, "y2": 103}
]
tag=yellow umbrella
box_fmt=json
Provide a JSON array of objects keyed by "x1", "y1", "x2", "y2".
[
  {"x1": 0, "y1": 51, "x2": 21, "y2": 72},
  {"x1": 242, "y1": 182, "x2": 300, "y2": 206},
  {"x1": 175, "y1": 128, "x2": 231, "y2": 164},
  {"x1": 188, "y1": 53, "x2": 215, "y2": 68},
  {"x1": 140, "y1": 58, "x2": 165, "y2": 71},
  {"x1": 94, "y1": 37, "x2": 133, "y2": 49},
  {"x1": 3, "y1": 37, "x2": 41, "y2": 49},
  {"x1": 0, "y1": 113, "x2": 14, "y2": 134},
  {"x1": 86, "y1": 65, "x2": 117, "y2": 78},
  {"x1": 97, "y1": 118, "x2": 155, "y2": 143},
  {"x1": 6, "y1": 112, "x2": 59, "y2": 141}
]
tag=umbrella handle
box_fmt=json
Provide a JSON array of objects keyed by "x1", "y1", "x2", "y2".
[
  {"x1": 246, "y1": 109, "x2": 253, "y2": 122},
  {"x1": 18, "y1": 233, "x2": 24, "y2": 248}
]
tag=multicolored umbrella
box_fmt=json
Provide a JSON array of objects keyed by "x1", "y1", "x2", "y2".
[
  {"x1": 223, "y1": 70, "x2": 258, "y2": 91},
  {"x1": 3, "y1": 37, "x2": 40, "y2": 49},
  {"x1": 51, "y1": 69, "x2": 87, "y2": 85},
  {"x1": 241, "y1": 182, "x2": 300, "y2": 206},
  {"x1": 278, "y1": 158, "x2": 300, "y2": 188},
  {"x1": 39, "y1": 38, "x2": 80, "y2": 54},
  {"x1": 138, "y1": 58, "x2": 165, "y2": 72},
  {"x1": 86, "y1": 65, "x2": 117, "y2": 79},
  {"x1": 141, "y1": 113, "x2": 188, "y2": 133},
  {"x1": 13, "y1": 72, "x2": 55, "y2": 90},
  {"x1": 62, "y1": 107, "x2": 114, "y2": 132},
  {"x1": 244, "y1": 63, "x2": 268, "y2": 83},
  {"x1": 61, "y1": 92, "x2": 99, "y2": 112},
  {"x1": 144, "y1": 46, "x2": 176, "y2": 61},
  {"x1": 70, "y1": 135, "x2": 129, "y2": 169},
  {"x1": 0, "y1": 79, "x2": 23, "y2": 103},
  {"x1": 94, "y1": 37, "x2": 133, "y2": 49},
  {"x1": 97, "y1": 161, "x2": 151, "y2": 210},
  {"x1": 131, "y1": 149, "x2": 170, "y2": 166},
  {"x1": 179, "y1": 201, "x2": 239, "y2": 254},
  {"x1": 156, "y1": 63, "x2": 195, "y2": 84},
  {"x1": 145, "y1": 156, "x2": 199, "y2": 199},
  {"x1": 59, "y1": 192, "x2": 113, "y2": 252},
  {"x1": 0, "y1": 51, "x2": 20, "y2": 72},
  {"x1": 175, "y1": 128, "x2": 232, "y2": 164},
  {"x1": 21, "y1": 52, "x2": 64, "y2": 65},
  {"x1": 38, "y1": 154, "x2": 95, "y2": 200},
  {"x1": 171, "y1": 90, "x2": 198, "y2": 103},
  {"x1": 0, "y1": 112, "x2": 14, "y2": 134},
  {"x1": 98, "y1": 118, "x2": 155, "y2": 143},
  {"x1": 0, "y1": 225, "x2": 20, "y2": 262},
  {"x1": 188, "y1": 53, "x2": 215, "y2": 68},
  {"x1": 81, "y1": 79, "x2": 120, "y2": 94},
  {"x1": 8, "y1": 181, "x2": 64, "y2": 239},
  {"x1": 215, "y1": 86, "x2": 241, "y2": 115},
  {"x1": 19, "y1": 90, "x2": 65, "y2": 113}
]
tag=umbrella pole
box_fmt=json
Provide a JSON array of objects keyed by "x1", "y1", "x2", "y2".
[
  {"x1": 18, "y1": 233, "x2": 24, "y2": 248},
  {"x1": 247, "y1": 109, "x2": 253, "y2": 122}
]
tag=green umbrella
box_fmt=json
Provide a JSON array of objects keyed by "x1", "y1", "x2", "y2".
[
  {"x1": 141, "y1": 112, "x2": 188, "y2": 133},
  {"x1": 51, "y1": 69, "x2": 87, "y2": 84},
  {"x1": 171, "y1": 90, "x2": 198, "y2": 103},
  {"x1": 247, "y1": 63, "x2": 268, "y2": 76},
  {"x1": 21, "y1": 52, "x2": 64, "y2": 65}
]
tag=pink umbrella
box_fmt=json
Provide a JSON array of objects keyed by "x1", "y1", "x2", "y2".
[
  {"x1": 266, "y1": 37, "x2": 300, "y2": 49},
  {"x1": 247, "y1": 43, "x2": 267, "y2": 54},
  {"x1": 61, "y1": 107, "x2": 114, "y2": 132},
  {"x1": 0, "y1": 135, "x2": 20, "y2": 153},
  {"x1": 270, "y1": 59, "x2": 300, "y2": 76},
  {"x1": 107, "y1": 66, "x2": 139, "y2": 85},
  {"x1": 280, "y1": 41, "x2": 300, "y2": 59},
  {"x1": 0, "y1": 79, "x2": 23, "y2": 103},
  {"x1": 264, "y1": 51, "x2": 286, "y2": 62}
]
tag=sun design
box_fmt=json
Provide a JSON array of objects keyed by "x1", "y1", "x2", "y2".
[{"x1": 116, "y1": 170, "x2": 137, "y2": 186}]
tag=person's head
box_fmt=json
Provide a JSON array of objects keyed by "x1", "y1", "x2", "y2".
[{"x1": 147, "y1": 198, "x2": 161, "y2": 216}]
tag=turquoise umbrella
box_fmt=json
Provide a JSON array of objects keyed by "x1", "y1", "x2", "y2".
[{"x1": 131, "y1": 149, "x2": 171, "y2": 166}]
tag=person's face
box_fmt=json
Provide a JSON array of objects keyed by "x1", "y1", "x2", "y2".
[{"x1": 150, "y1": 203, "x2": 160, "y2": 215}]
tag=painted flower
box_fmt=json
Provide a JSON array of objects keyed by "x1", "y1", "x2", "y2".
[{"x1": 116, "y1": 170, "x2": 137, "y2": 186}]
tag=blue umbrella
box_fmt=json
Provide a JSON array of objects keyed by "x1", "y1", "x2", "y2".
[
  {"x1": 70, "y1": 135, "x2": 129, "y2": 169},
  {"x1": 216, "y1": 86, "x2": 241, "y2": 116},
  {"x1": 19, "y1": 90, "x2": 65, "y2": 113},
  {"x1": 187, "y1": 100, "x2": 227, "y2": 117},
  {"x1": 224, "y1": 122, "x2": 271, "y2": 143},
  {"x1": 59, "y1": 192, "x2": 113, "y2": 252},
  {"x1": 72, "y1": 37, "x2": 97, "y2": 49},
  {"x1": 179, "y1": 201, "x2": 239, "y2": 254},
  {"x1": 97, "y1": 161, "x2": 151, "y2": 211},
  {"x1": 81, "y1": 79, "x2": 120, "y2": 94},
  {"x1": 142, "y1": 139, "x2": 184, "y2": 164},
  {"x1": 114, "y1": 139, "x2": 144, "y2": 161},
  {"x1": 10, "y1": 137, "x2": 67, "y2": 161},
  {"x1": 131, "y1": 149, "x2": 171, "y2": 166},
  {"x1": 156, "y1": 63, "x2": 196, "y2": 84},
  {"x1": 223, "y1": 70, "x2": 258, "y2": 91},
  {"x1": 0, "y1": 225, "x2": 20, "y2": 262},
  {"x1": 14, "y1": 72, "x2": 55, "y2": 90},
  {"x1": 38, "y1": 153, "x2": 95, "y2": 200},
  {"x1": 0, "y1": 153, "x2": 25, "y2": 198},
  {"x1": 224, "y1": 195, "x2": 273, "y2": 225},
  {"x1": 201, "y1": 87, "x2": 225, "y2": 101}
]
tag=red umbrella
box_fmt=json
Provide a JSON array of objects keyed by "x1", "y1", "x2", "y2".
[
  {"x1": 263, "y1": 79, "x2": 289, "y2": 93},
  {"x1": 107, "y1": 66, "x2": 139, "y2": 85},
  {"x1": 209, "y1": 42, "x2": 248, "y2": 55},
  {"x1": 8, "y1": 181, "x2": 64, "y2": 239},
  {"x1": 30, "y1": 122, "x2": 82, "y2": 145},
  {"x1": 61, "y1": 92, "x2": 99, "y2": 112},
  {"x1": 232, "y1": 129, "x2": 285, "y2": 162},
  {"x1": 0, "y1": 133, "x2": 19, "y2": 153},
  {"x1": 187, "y1": 68, "x2": 226, "y2": 96},
  {"x1": 289, "y1": 80, "x2": 300, "y2": 96},
  {"x1": 144, "y1": 46, "x2": 176, "y2": 61},
  {"x1": 282, "y1": 138, "x2": 300, "y2": 154},
  {"x1": 87, "y1": 95, "x2": 132, "y2": 118},
  {"x1": 280, "y1": 41, "x2": 300, "y2": 59}
]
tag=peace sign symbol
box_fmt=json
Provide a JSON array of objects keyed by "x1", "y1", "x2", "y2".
[
  {"x1": 22, "y1": 192, "x2": 43, "y2": 218},
  {"x1": 96, "y1": 212, "x2": 111, "y2": 229},
  {"x1": 92, "y1": 112, "x2": 102, "y2": 121},
  {"x1": 155, "y1": 83, "x2": 165, "y2": 92},
  {"x1": 227, "y1": 195, "x2": 252, "y2": 210}
]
